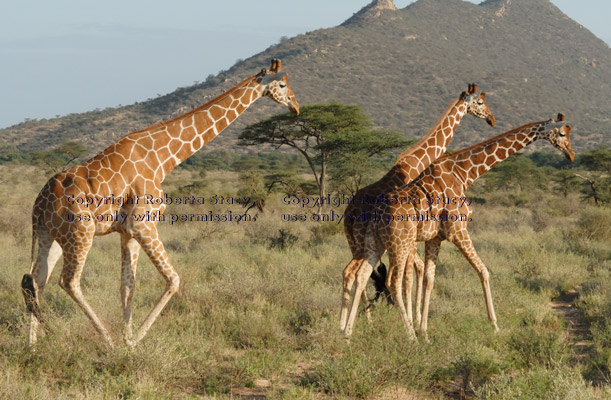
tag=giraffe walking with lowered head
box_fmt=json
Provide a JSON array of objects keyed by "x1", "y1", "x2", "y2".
[
  {"x1": 345, "y1": 114, "x2": 575, "y2": 338},
  {"x1": 340, "y1": 84, "x2": 495, "y2": 334}
]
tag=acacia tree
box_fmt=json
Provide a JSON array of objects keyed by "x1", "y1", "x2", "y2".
[
  {"x1": 485, "y1": 155, "x2": 548, "y2": 192},
  {"x1": 577, "y1": 147, "x2": 611, "y2": 205},
  {"x1": 552, "y1": 169, "x2": 581, "y2": 198},
  {"x1": 30, "y1": 140, "x2": 88, "y2": 174},
  {"x1": 239, "y1": 102, "x2": 407, "y2": 202}
]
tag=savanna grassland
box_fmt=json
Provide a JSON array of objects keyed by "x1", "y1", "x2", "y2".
[{"x1": 0, "y1": 161, "x2": 610, "y2": 400}]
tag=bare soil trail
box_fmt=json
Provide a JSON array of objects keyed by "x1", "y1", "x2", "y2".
[{"x1": 550, "y1": 285, "x2": 595, "y2": 365}]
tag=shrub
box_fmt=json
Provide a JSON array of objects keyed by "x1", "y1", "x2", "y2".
[
  {"x1": 477, "y1": 365, "x2": 609, "y2": 400},
  {"x1": 508, "y1": 326, "x2": 569, "y2": 369},
  {"x1": 309, "y1": 221, "x2": 344, "y2": 245},
  {"x1": 268, "y1": 229, "x2": 299, "y2": 250}
]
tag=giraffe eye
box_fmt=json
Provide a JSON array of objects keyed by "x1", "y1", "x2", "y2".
[
  {"x1": 558, "y1": 131, "x2": 566, "y2": 137},
  {"x1": 477, "y1": 100, "x2": 484, "y2": 105},
  {"x1": 279, "y1": 83, "x2": 286, "y2": 88}
]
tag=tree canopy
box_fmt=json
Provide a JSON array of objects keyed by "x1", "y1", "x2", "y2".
[{"x1": 239, "y1": 102, "x2": 409, "y2": 201}]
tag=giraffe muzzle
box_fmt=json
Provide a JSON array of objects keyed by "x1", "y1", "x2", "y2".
[
  {"x1": 486, "y1": 115, "x2": 495, "y2": 127},
  {"x1": 289, "y1": 100, "x2": 300, "y2": 115}
]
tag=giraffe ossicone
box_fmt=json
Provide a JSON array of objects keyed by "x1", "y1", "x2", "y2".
[{"x1": 21, "y1": 59, "x2": 299, "y2": 349}]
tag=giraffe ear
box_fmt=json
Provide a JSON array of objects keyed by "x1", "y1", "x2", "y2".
[
  {"x1": 557, "y1": 113, "x2": 565, "y2": 122},
  {"x1": 479, "y1": 92, "x2": 486, "y2": 100}
]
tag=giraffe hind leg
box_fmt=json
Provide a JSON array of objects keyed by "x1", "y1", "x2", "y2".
[
  {"x1": 60, "y1": 264, "x2": 115, "y2": 348},
  {"x1": 22, "y1": 239, "x2": 62, "y2": 323},
  {"x1": 59, "y1": 230, "x2": 115, "y2": 348},
  {"x1": 420, "y1": 237, "x2": 442, "y2": 340},
  {"x1": 387, "y1": 247, "x2": 417, "y2": 340},
  {"x1": 120, "y1": 234, "x2": 141, "y2": 346},
  {"x1": 413, "y1": 252, "x2": 424, "y2": 327},
  {"x1": 340, "y1": 258, "x2": 362, "y2": 331},
  {"x1": 24, "y1": 237, "x2": 62, "y2": 347},
  {"x1": 344, "y1": 259, "x2": 374, "y2": 336}
]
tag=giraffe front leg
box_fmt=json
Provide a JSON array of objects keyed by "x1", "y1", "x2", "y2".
[
  {"x1": 130, "y1": 228, "x2": 180, "y2": 346},
  {"x1": 451, "y1": 231, "x2": 499, "y2": 332},
  {"x1": 120, "y1": 234, "x2": 141, "y2": 346}
]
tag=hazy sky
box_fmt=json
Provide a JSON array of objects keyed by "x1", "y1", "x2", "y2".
[{"x1": 1, "y1": 0, "x2": 609, "y2": 129}]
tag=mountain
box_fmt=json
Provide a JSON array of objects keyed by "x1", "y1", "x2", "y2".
[{"x1": 2, "y1": 0, "x2": 609, "y2": 156}]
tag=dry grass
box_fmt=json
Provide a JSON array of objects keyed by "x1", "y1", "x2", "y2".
[{"x1": 0, "y1": 164, "x2": 609, "y2": 399}]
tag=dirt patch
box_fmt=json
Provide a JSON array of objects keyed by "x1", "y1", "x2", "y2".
[
  {"x1": 549, "y1": 285, "x2": 594, "y2": 365},
  {"x1": 230, "y1": 361, "x2": 324, "y2": 399},
  {"x1": 230, "y1": 385, "x2": 269, "y2": 400}
]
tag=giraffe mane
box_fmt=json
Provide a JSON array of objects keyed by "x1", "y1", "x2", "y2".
[
  {"x1": 396, "y1": 93, "x2": 463, "y2": 160},
  {"x1": 125, "y1": 73, "x2": 260, "y2": 136},
  {"x1": 440, "y1": 120, "x2": 546, "y2": 161}
]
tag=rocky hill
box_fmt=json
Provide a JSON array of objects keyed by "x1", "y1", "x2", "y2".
[{"x1": 2, "y1": 0, "x2": 609, "y2": 156}]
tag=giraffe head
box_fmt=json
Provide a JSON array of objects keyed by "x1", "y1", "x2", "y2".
[
  {"x1": 461, "y1": 84, "x2": 495, "y2": 127},
  {"x1": 541, "y1": 113, "x2": 575, "y2": 161},
  {"x1": 258, "y1": 59, "x2": 300, "y2": 115}
]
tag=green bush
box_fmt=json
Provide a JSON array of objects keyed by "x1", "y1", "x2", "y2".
[
  {"x1": 477, "y1": 365, "x2": 609, "y2": 400},
  {"x1": 508, "y1": 326, "x2": 569, "y2": 369},
  {"x1": 268, "y1": 228, "x2": 299, "y2": 250}
]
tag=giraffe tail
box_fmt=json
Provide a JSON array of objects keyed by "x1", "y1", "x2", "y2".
[
  {"x1": 22, "y1": 218, "x2": 42, "y2": 322},
  {"x1": 28, "y1": 218, "x2": 38, "y2": 273},
  {"x1": 370, "y1": 263, "x2": 393, "y2": 305}
]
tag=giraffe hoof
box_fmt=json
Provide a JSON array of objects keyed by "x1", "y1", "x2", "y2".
[
  {"x1": 416, "y1": 329, "x2": 430, "y2": 343},
  {"x1": 342, "y1": 328, "x2": 353, "y2": 343},
  {"x1": 100, "y1": 333, "x2": 115, "y2": 349}
]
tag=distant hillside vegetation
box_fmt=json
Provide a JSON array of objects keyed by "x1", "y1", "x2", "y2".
[{"x1": 2, "y1": 0, "x2": 609, "y2": 156}]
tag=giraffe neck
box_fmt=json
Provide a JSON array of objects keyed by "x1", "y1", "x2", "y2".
[
  {"x1": 137, "y1": 74, "x2": 266, "y2": 181},
  {"x1": 382, "y1": 96, "x2": 467, "y2": 188},
  {"x1": 442, "y1": 121, "x2": 546, "y2": 187}
]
